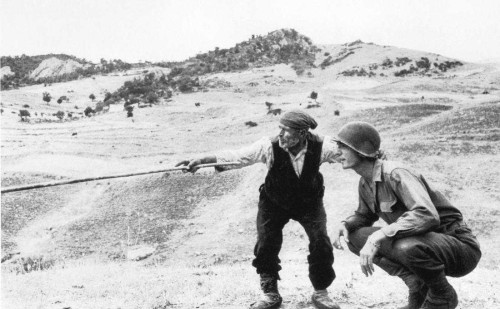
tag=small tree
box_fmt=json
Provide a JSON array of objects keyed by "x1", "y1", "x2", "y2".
[
  {"x1": 43, "y1": 92, "x2": 51, "y2": 105},
  {"x1": 89, "y1": 93, "x2": 96, "y2": 101},
  {"x1": 310, "y1": 91, "x2": 318, "y2": 102},
  {"x1": 104, "y1": 92, "x2": 112, "y2": 102},
  {"x1": 57, "y1": 98, "x2": 63, "y2": 104},
  {"x1": 84, "y1": 106, "x2": 94, "y2": 117},
  {"x1": 19, "y1": 109, "x2": 31, "y2": 121},
  {"x1": 55, "y1": 110, "x2": 65, "y2": 121},
  {"x1": 125, "y1": 105, "x2": 134, "y2": 117}
]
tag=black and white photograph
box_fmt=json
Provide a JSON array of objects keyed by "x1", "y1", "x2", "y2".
[{"x1": 1, "y1": 0, "x2": 499, "y2": 308}]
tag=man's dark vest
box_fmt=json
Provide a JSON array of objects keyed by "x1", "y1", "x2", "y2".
[{"x1": 262, "y1": 133, "x2": 324, "y2": 210}]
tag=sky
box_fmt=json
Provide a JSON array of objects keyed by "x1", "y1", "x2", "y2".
[{"x1": 1, "y1": 0, "x2": 499, "y2": 63}]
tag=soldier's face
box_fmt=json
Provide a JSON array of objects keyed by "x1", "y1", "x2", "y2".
[
  {"x1": 338, "y1": 143, "x2": 362, "y2": 169},
  {"x1": 278, "y1": 125, "x2": 301, "y2": 149}
]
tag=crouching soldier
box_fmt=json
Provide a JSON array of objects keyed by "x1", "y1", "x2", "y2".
[{"x1": 331, "y1": 121, "x2": 481, "y2": 309}]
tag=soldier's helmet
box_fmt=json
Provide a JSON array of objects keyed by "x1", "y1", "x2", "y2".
[{"x1": 333, "y1": 121, "x2": 381, "y2": 158}]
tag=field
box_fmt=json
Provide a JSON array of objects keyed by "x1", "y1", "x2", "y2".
[{"x1": 1, "y1": 61, "x2": 500, "y2": 308}]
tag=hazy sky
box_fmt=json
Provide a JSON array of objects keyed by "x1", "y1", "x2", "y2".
[{"x1": 1, "y1": 0, "x2": 499, "y2": 63}]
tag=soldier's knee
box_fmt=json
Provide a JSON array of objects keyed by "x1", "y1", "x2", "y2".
[{"x1": 392, "y1": 238, "x2": 425, "y2": 262}]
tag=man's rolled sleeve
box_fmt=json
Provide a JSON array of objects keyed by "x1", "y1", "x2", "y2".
[
  {"x1": 322, "y1": 136, "x2": 341, "y2": 164},
  {"x1": 382, "y1": 168, "x2": 440, "y2": 239},
  {"x1": 214, "y1": 137, "x2": 272, "y2": 171}
]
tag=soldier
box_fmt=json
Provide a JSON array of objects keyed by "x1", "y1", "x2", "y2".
[
  {"x1": 176, "y1": 110, "x2": 341, "y2": 309},
  {"x1": 332, "y1": 121, "x2": 481, "y2": 309}
]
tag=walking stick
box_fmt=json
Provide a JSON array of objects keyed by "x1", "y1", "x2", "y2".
[{"x1": 1, "y1": 162, "x2": 240, "y2": 194}]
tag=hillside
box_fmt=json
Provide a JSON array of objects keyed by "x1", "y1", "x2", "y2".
[
  {"x1": 0, "y1": 54, "x2": 133, "y2": 90},
  {"x1": 1, "y1": 30, "x2": 500, "y2": 309}
]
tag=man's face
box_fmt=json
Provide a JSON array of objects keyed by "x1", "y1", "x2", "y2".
[
  {"x1": 337, "y1": 143, "x2": 362, "y2": 169},
  {"x1": 278, "y1": 125, "x2": 301, "y2": 149}
]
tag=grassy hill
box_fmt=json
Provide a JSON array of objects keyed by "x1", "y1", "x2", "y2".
[{"x1": 1, "y1": 30, "x2": 500, "y2": 308}]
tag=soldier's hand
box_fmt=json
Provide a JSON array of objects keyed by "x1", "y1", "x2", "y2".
[
  {"x1": 175, "y1": 159, "x2": 202, "y2": 173},
  {"x1": 359, "y1": 231, "x2": 385, "y2": 277},
  {"x1": 359, "y1": 240, "x2": 379, "y2": 277},
  {"x1": 333, "y1": 222, "x2": 349, "y2": 250}
]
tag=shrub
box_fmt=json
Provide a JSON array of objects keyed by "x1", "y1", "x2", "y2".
[
  {"x1": 416, "y1": 57, "x2": 431, "y2": 70},
  {"x1": 381, "y1": 58, "x2": 393, "y2": 67},
  {"x1": 310, "y1": 91, "x2": 318, "y2": 100},
  {"x1": 146, "y1": 92, "x2": 159, "y2": 103},
  {"x1": 341, "y1": 68, "x2": 369, "y2": 77},
  {"x1": 395, "y1": 57, "x2": 412, "y2": 67},
  {"x1": 42, "y1": 92, "x2": 51, "y2": 104},
  {"x1": 89, "y1": 93, "x2": 96, "y2": 101},
  {"x1": 125, "y1": 105, "x2": 134, "y2": 117},
  {"x1": 23, "y1": 104, "x2": 30, "y2": 108},
  {"x1": 55, "y1": 110, "x2": 65, "y2": 120},
  {"x1": 245, "y1": 121, "x2": 258, "y2": 127},
  {"x1": 84, "y1": 106, "x2": 94, "y2": 117},
  {"x1": 104, "y1": 92, "x2": 113, "y2": 102},
  {"x1": 320, "y1": 56, "x2": 334, "y2": 69}
]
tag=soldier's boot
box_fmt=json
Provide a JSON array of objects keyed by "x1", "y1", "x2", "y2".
[
  {"x1": 250, "y1": 273, "x2": 282, "y2": 309},
  {"x1": 311, "y1": 289, "x2": 340, "y2": 309},
  {"x1": 420, "y1": 273, "x2": 458, "y2": 309},
  {"x1": 397, "y1": 272, "x2": 428, "y2": 309}
]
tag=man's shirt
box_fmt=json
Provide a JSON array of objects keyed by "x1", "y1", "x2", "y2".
[
  {"x1": 215, "y1": 134, "x2": 340, "y2": 177},
  {"x1": 344, "y1": 160, "x2": 463, "y2": 239}
]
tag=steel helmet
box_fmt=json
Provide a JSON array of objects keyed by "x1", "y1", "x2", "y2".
[{"x1": 333, "y1": 121, "x2": 381, "y2": 157}]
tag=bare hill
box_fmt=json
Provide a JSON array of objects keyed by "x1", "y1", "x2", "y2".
[{"x1": 29, "y1": 57, "x2": 88, "y2": 81}]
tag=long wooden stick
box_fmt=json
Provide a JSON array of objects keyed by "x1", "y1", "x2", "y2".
[{"x1": 1, "y1": 162, "x2": 240, "y2": 194}]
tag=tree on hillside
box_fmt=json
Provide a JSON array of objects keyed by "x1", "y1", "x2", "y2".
[
  {"x1": 55, "y1": 110, "x2": 65, "y2": 121},
  {"x1": 89, "y1": 93, "x2": 96, "y2": 101},
  {"x1": 84, "y1": 106, "x2": 95, "y2": 117},
  {"x1": 125, "y1": 105, "x2": 134, "y2": 118},
  {"x1": 310, "y1": 91, "x2": 318, "y2": 102},
  {"x1": 42, "y1": 92, "x2": 51, "y2": 105}
]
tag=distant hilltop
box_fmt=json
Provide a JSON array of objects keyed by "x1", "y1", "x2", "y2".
[
  {"x1": 0, "y1": 54, "x2": 133, "y2": 90},
  {"x1": 1, "y1": 28, "x2": 467, "y2": 91}
]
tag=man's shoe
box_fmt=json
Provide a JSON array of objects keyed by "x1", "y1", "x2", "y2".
[
  {"x1": 250, "y1": 273, "x2": 282, "y2": 309},
  {"x1": 420, "y1": 285, "x2": 458, "y2": 309},
  {"x1": 250, "y1": 292, "x2": 282, "y2": 309},
  {"x1": 311, "y1": 290, "x2": 340, "y2": 309}
]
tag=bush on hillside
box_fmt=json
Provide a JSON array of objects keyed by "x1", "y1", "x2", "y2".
[
  {"x1": 84, "y1": 106, "x2": 95, "y2": 117},
  {"x1": 395, "y1": 57, "x2": 412, "y2": 67},
  {"x1": 434, "y1": 61, "x2": 463, "y2": 72},
  {"x1": 55, "y1": 110, "x2": 65, "y2": 120},
  {"x1": 42, "y1": 92, "x2": 51, "y2": 104},
  {"x1": 382, "y1": 58, "x2": 393, "y2": 67},
  {"x1": 416, "y1": 57, "x2": 431, "y2": 70}
]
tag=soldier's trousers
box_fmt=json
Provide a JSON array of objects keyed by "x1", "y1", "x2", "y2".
[{"x1": 347, "y1": 222, "x2": 481, "y2": 282}]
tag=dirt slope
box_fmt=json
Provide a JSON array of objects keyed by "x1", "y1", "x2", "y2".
[{"x1": 1, "y1": 59, "x2": 499, "y2": 308}]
